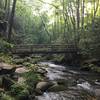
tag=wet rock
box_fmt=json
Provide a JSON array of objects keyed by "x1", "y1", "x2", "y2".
[
  {"x1": 29, "y1": 95, "x2": 36, "y2": 100},
  {"x1": 77, "y1": 81, "x2": 93, "y2": 92},
  {"x1": 0, "y1": 63, "x2": 16, "y2": 75},
  {"x1": 16, "y1": 64, "x2": 23, "y2": 68},
  {"x1": 94, "y1": 89, "x2": 100, "y2": 96},
  {"x1": 95, "y1": 80, "x2": 100, "y2": 85},
  {"x1": 80, "y1": 65, "x2": 91, "y2": 71},
  {"x1": 35, "y1": 81, "x2": 54, "y2": 93},
  {"x1": 48, "y1": 84, "x2": 67, "y2": 92},
  {"x1": 37, "y1": 68, "x2": 47, "y2": 75},
  {"x1": 81, "y1": 59, "x2": 100, "y2": 72},
  {"x1": 35, "y1": 88, "x2": 43, "y2": 95},
  {"x1": 56, "y1": 79, "x2": 68, "y2": 85},
  {"x1": 56, "y1": 79, "x2": 76, "y2": 87},
  {"x1": 13, "y1": 55, "x2": 20, "y2": 59},
  {"x1": 83, "y1": 59, "x2": 100, "y2": 65},
  {"x1": 77, "y1": 79, "x2": 86, "y2": 84},
  {"x1": 25, "y1": 57, "x2": 32, "y2": 61}
]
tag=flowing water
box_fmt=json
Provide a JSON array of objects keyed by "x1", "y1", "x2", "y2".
[{"x1": 36, "y1": 62, "x2": 100, "y2": 100}]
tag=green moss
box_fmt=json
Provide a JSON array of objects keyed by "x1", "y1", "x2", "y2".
[
  {"x1": 0, "y1": 53, "x2": 13, "y2": 64},
  {"x1": 0, "y1": 38, "x2": 14, "y2": 52},
  {"x1": 91, "y1": 66, "x2": 100, "y2": 73},
  {"x1": 50, "y1": 54, "x2": 65, "y2": 63},
  {"x1": 48, "y1": 85, "x2": 67, "y2": 92},
  {"x1": 0, "y1": 93, "x2": 15, "y2": 100},
  {"x1": 81, "y1": 63, "x2": 100, "y2": 73}
]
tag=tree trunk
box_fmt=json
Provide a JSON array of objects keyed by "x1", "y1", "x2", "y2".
[
  {"x1": 81, "y1": 0, "x2": 85, "y2": 30},
  {"x1": 92, "y1": 0, "x2": 99, "y2": 30},
  {"x1": 76, "y1": 0, "x2": 80, "y2": 43},
  {"x1": 76, "y1": 0, "x2": 80, "y2": 29},
  {"x1": 7, "y1": 0, "x2": 17, "y2": 41}
]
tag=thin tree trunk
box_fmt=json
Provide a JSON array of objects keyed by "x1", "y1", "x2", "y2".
[
  {"x1": 76, "y1": 0, "x2": 80, "y2": 43},
  {"x1": 81, "y1": 0, "x2": 85, "y2": 30},
  {"x1": 76, "y1": 0, "x2": 80, "y2": 29},
  {"x1": 92, "y1": 0, "x2": 99, "y2": 30},
  {"x1": 6, "y1": 0, "x2": 11, "y2": 21},
  {"x1": 39, "y1": 14, "x2": 51, "y2": 42},
  {"x1": 62, "y1": 0, "x2": 66, "y2": 42}
]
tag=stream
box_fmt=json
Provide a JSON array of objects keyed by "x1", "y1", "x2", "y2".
[{"x1": 36, "y1": 62, "x2": 100, "y2": 100}]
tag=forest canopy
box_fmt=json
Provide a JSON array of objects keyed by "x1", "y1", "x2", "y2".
[{"x1": 0, "y1": 0, "x2": 100, "y2": 58}]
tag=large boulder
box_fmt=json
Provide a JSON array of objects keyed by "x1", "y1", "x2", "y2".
[
  {"x1": 35, "y1": 81, "x2": 54, "y2": 95},
  {"x1": 15, "y1": 67, "x2": 30, "y2": 74},
  {"x1": 0, "y1": 63, "x2": 16, "y2": 75},
  {"x1": 36, "y1": 68, "x2": 47, "y2": 75}
]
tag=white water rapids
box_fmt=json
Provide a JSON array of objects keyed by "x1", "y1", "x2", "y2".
[{"x1": 36, "y1": 62, "x2": 100, "y2": 100}]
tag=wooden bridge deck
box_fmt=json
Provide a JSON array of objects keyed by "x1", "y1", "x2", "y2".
[{"x1": 11, "y1": 44, "x2": 78, "y2": 54}]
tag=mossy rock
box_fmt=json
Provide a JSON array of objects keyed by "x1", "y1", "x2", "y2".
[
  {"x1": 80, "y1": 64, "x2": 91, "y2": 71},
  {"x1": 36, "y1": 81, "x2": 54, "y2": 92},
  {"x1": 80, "y1": 66, "x2": 90, "y2": 71},
  {"x1": 91, "y1": 66, "x2": 100, "y2": 73},
  {"x1": 56, "y1": 79, "x2": 68, "y2": 85},
  {"x1": 81, "y1": 63, "x2": 100, "y2": 73},
  {"x1": 48, "y1": 84, "x2": 67, "y2": 92},
  {"x1": 24, "y1": 57, "x2": 32, "y2": 62},
  {"x1": 13, "y1": 59, "x2": 24, "y2": 64},
  {"x1": 23, "y1": 62, "x2": 30, "y2": 66},
  {"x1": 0, "y1": 63, "x2": 16, "y2": 75}
]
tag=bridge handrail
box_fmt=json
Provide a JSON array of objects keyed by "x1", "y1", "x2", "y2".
[
  {"x1": 11, "y1": 44, "x2": 78, "y2": 54},
  {"x1": 13, "y1": 44, "x2": 77, "y2": 48}
]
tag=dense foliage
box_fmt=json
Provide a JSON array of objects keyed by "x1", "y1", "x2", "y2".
[{"x1": 0, "y1": 0, "x2": 100, "y2": 59}]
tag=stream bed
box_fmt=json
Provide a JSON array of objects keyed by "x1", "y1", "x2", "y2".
[{"x1": 36, "y1": 62, "x2": 100, "y2": 100}]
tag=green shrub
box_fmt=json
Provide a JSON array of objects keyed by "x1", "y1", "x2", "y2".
[
  {"x1": 0, "y1": 93, "x2": 14, "y2": 100},
  {"x1": 23, "y1": 71, "x2": 42, "y2": 88},
  {"x1": 0, "y1": 38, "x2": 14, "y2": 52},
  {"x1": 10, "y1": 83, "x2": 30, "y2": 99},
  {"x1": 0, "y1": 53, "x2": 13, "y2": 64}
]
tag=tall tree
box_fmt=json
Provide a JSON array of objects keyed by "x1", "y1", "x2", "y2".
[
  {"x1": 76, "y1": 0, "x2": 80, "y2": 29},
  {"x1": 7, "y1": 0, "x2": 17, "y2": 40},
  {"x1": 81, "y1": 0, "x2": 85, "y2": 30}
]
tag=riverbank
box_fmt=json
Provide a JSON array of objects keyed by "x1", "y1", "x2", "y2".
[
  {"x1": 0, "y1": 53, "x2": 100, "y2": 100},
  {"x1": 80, "y1": 58, "x2": 100, "y2": 73}
]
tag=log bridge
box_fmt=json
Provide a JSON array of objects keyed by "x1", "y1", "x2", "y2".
[{"x1": 11, "y1": 44, "x2": 78, "y2": 54}]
